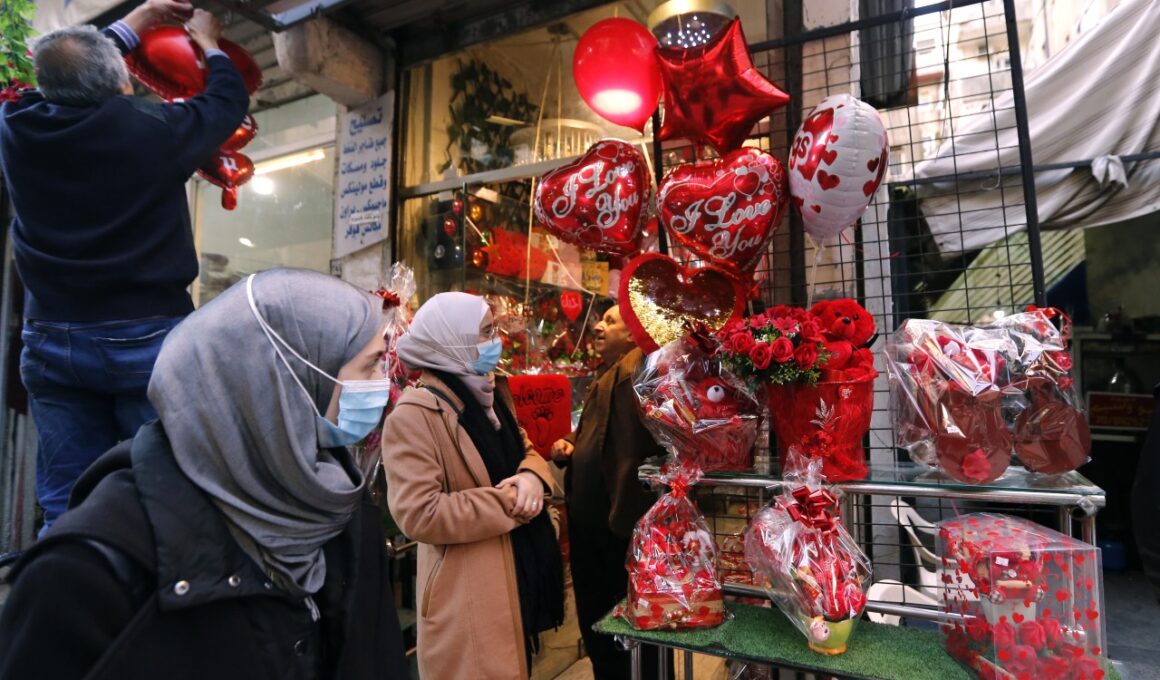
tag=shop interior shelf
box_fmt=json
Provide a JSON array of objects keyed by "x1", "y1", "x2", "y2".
[
  {"x1": 638, "y1": 462, "x2": 1106, "y2": 509},
  {"x1": 595, "y1": 600, "x2": 1122, "y2": 680}
]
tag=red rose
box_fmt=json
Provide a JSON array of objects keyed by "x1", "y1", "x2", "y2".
[
  {"x1": 1041, "y1": 617, "x2": 1063, "y2": 649},
  {"x1": 770, "y1": 337, "x2": 794, "y2": 363},
  {"x1": 1049, "y1": 350, "x2": 1073, "y2": 372},
  {"x1": 731, "y1": 332, "x2": 756, "y2": 354},
  {"x1": 1071, "y1": 656, "x2": 1103, "y2": 680},
  {"x1": 749, "y1": 342, "x2": 773, "y2": 370},
  {"x1": 794, "y1": 343, "x2": 819, "y2": 370},
  {"x1": 1007, "y1": 644, "x2": 1038, "y2": 675},
  {"x1": 966, "y1": 616, "x2": 990, "y2": 642},
  {"x1": 1036, "y1": 655, "x2": 1071, "y2": 680},
  {"x1": 993, "y1": 621, "x2": 1017, "y2": 651},
  {"x1": 1018, "y1": 621, "x2": 1047, "y2": 651}
]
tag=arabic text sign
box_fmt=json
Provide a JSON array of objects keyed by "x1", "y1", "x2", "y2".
[{"x1": 334, "y1": 92, "x2": 393, "y2": 258}]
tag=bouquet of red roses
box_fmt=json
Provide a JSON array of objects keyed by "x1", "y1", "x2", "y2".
[{"x1": 715, "y1": 305, "x2": 829, "y2": 388}]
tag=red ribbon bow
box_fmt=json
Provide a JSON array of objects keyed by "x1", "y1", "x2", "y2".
[
  {"x1": 374, "y1": 289, "x2": 401, "y2": 310},
  {"x1": 1024, "y1": 305, "x2": 1072, "y2": 340},
  {"x1": 785, "y1": 486, "x2": 838, "y2": 533}
]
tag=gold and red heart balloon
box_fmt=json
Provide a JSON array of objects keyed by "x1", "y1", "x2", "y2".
[
  {"x1": 658, "y1": 147, "x2": 788, "y2": 280},
  {"x1": 126, "y1": 26, "x2": 263, "y2": 100},
  {"x1": 197, "y1": 150, "x2": 254, "y2": 210},
  {"x1": 787, "y1": 94, "x2": 889, "y2": 242},
  {"x1": 533, "y1": 139, "x2": 650, "y2": 257},
  {"x1": 618, "y1": 252, "x2": 745, "y2": 353}
]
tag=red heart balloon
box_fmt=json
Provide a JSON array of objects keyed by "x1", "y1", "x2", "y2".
[
  {"x1": 221, "y1": 114, "x2": 258, "y2": 152},
  {"x1": 560, "y1": 290, "x2": 583, "y2": 323},
  {"x1": 126, "y1": 26, "x2": 263, "y2": 100},
  {"x1": 618, "y1": 253, "x2": 745, "y2": 353},
  {"x1": 534, "y1": 139, "x2": 650, "y2": 257},
  {"x1": 658, "y1": 147, "x2": 788, "y2": 280},
  {"x1": 197, "y1": 150, "x2": 254, "y2": 211}
]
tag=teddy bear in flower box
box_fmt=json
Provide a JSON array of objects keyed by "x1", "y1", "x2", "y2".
[{"x1": 938, "y1": 514, "x2": 1106, "y2": 680}]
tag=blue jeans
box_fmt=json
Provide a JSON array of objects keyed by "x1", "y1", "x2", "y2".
[{"x1": 20, "y1": 316, "x2": 185, "y2": 532}]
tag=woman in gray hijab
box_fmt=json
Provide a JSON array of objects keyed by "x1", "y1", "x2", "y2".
[{"x1": 0, "y1": 269, "x2": 407, "y2": 680}]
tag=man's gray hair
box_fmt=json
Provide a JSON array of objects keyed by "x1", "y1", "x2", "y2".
[{"x1": 33, "y1": 25, "x2": 131, "y2": 105}]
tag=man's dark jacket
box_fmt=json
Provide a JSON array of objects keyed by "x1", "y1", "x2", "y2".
[
  {"x1": 0, "y1": 421, "x2": 408, "y2": 680},
  {"x1": 0, "y1": 28, "x2": 249, "y2": 322}
]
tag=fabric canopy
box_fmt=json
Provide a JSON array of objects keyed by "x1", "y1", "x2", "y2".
[{"x1": 915, "y1": 0, "x2": 1160, "y2": 254}]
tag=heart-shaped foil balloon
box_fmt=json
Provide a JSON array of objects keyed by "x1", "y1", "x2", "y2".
[
  {"x1": 197, "y1": 150, "x2": 254, "y2": 210},
  {"x1": 560, "y1": 290, "x2": 584, "y2": 323},
  {"x1": 534, "y1": 139, "x2": 650, "y2": 257},
  {"x1": 221, "y1": 114, "x2": 258, "y2": 152},
  {"x1": 619, "y1": 253, "x2": 745, "y2": 353},
  {"x1": 658, "y1": 147, "x2": 788, "y2": 280},
  {"x1": 126, "y1": 26, "x2": 263, "y2": 100}
]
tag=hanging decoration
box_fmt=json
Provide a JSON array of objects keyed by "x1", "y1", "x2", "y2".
[
  {"x1": 787, "y1": 94, "x2": 889, "y2": 243},
  {"x1": 534, "y1": 139, "x2": 651, "y2": 257},
  {"x1": 619, "y1": 252, "x2": 745, "y2": 353},
  {"x1": 656, "y1": 18, "x2": 789, "y2": 155},
  {"x1": 572, "y1": 18, "x2": 663, "y2": 132},
  {"x1": 197, "y1": 150, "x2": 254, "y2": 211},
  {"x1": 220, "y1": 114, "x2": 258, "y2": 151},
  {"x1": 658, "y1": 147, "x2": 788, "y2": 280},
  {"x1": 559, "y1": 290, "x2": 584, "y2": 323}
]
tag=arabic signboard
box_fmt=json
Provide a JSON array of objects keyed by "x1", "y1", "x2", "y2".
[{"x1": 334, "y1": 91, "x2": 393, "y2": 258}]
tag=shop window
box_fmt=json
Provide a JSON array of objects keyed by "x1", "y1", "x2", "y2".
[{"x1": 191, "y1": 95, "x2": 338, "y2": 306}]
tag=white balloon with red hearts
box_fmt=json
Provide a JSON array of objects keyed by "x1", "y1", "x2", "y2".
[{"x1": 787, "y1": 95, "x2": 889, "y2": 241}]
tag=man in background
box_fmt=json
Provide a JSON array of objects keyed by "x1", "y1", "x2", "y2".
[
  {"x1": 553, "y1": 304, "x2": 669, "y2": 679},
  {"x1": 0, "y1": 0, "x2": 250, "y2": 531}
]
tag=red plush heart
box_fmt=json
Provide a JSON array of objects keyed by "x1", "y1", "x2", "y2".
[
  {"x1": 508, "y1": 374, "x2": 572, "y2": 459},
  {"x1": 126, "y1": 26, "x2": 263, "y2": 100},
  {"x1": 618, "y1": 253, "x2": 745, "y2": 353},
  {"x1": 197, "y1": 150, "x2": 254, "y2": 210},
  {"x1": 533, "y1": 139, "x2": 650, "y2": 257},
  {"x1": 560, "y1": 290, "x2": 583, "y2": 323},
  {"x1": 221, "y1": 114, "x2": 258, "y2": 152},
  {"x1": 657, "y1": 147, "x2": 788, "y2": 280}
]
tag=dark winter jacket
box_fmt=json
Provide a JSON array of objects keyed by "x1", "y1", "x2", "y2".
[
  {"x1": 564, "y1": 348, "x2": 666, "y2": 538},
  {"x1": 0, "y1": 421, "x2": 407, "y2": 680},
  {"x1": 0, "y1": 26, "x2": 249, "y2": 322}
]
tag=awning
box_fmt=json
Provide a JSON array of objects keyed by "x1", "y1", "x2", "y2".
[{"x1": 914, "y1": 0, "x2": 1160, "y2": 255}]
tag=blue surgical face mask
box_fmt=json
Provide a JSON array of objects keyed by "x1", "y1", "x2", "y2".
[
  {"x1": 470, "y1": 337, "x2": 503, "y2": 375},
  {"x1": 247, "y1": 275, "x2": 390, "y2": 448}
]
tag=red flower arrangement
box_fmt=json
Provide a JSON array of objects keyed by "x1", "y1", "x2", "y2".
[{"x1": 715, "y1": 305, "x2": 829, "y2": 387}]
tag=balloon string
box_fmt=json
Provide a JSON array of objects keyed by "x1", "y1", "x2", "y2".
[{"x1": 806, "y1": 234, "x2": 826, "y2": 309}]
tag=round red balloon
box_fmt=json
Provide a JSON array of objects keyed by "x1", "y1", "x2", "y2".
[
  {"x1": 534, "y1": 139, "x2": 651, "y2": 256},
  {"x1": 126, "y1": 26, "x2": 263, "y2": 100},
  {"x1": 573, "y1": 19, "x2": 662, "y2": 132}
]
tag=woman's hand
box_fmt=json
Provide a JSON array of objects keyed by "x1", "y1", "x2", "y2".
[{"x1": 496, "y1": 471, "x2": 545, "y2": 521}]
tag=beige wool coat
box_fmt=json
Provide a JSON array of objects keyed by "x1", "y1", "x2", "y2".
[{"x1": 381, "y1": 374, "x2": 553, "y2": 680}]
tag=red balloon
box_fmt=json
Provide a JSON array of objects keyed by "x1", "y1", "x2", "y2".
[
  {"x1": 656, "y1": 18, "x2": 790, "y2": 155},
  {"x1": 658, "y1": 147, "x2": 788, "y2": 280},
  {"x1": 618, "y1": 252, "x2": 745, "y2": 354},
  {"x1": 126, "y1": 26, "x2": 263, "y2": 100},
  {"x1": 560, "y1": 290, "x2": 583, "y2": 323},
  {"x1": 534, "y1": 139, "x2": 650, "y2": 256},
  {"x1": 197, "y1": 150, "x2": 254, "y2": 211},
  {"x1": 221, "y1": 114, "x2": 258, "y2": 152},
  {"x1": 573, "y1": 19, "x2": 662, "y2": 132}
]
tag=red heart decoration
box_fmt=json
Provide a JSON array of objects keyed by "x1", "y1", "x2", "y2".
[
  {"x1": 221, "y1": 114, "x2": 258, "y2": 152},
  {"x1": 817, "y1": 170, "x2": 841, "y2": 190},
  {"x1": 618, "y1": 253, "x2": 745, "y2": 353},
  {"x1": 533, "y1": 139, "x2": 650, "y2": 257},
  {"x1": 508, "y1": 374, "x2": 572, "y2": 459},
  {"x1": 126, "y1": 26, "x2": 263, "y2": 100},
  {"x1": 560, "y1": 290, "x2": 583, "y2": 323},
  {"x1": 658, "y1": 147, "x2": 788, "y2": 280},
  {"x1": 197, "y1": 150, "x2": 254, "y2": 211}
]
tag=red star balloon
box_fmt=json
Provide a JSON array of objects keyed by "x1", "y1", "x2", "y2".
[{"x1": 657, "y1": 18, "x2": 790, "y2": 155}]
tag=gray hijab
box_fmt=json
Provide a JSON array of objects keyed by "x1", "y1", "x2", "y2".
[{"x1": 148, "y1": 268, "x2": 381, "y2": 596}]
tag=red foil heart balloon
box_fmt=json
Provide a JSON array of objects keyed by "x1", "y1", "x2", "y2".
[
  {"x1": 658, "y1": 147, "x2": 788, "y2": 280},
  {"x1": 560, "y1": 290, "x2": 583, "y2": 323},
  {"x1": 534, "y1": 139, "x2": 650, "y2": 257},
  {"x1": 618, "y1": 253, "x2": 745, "y2": 353},
  {"x1": 221, "y1": 114, "x2": 258, "y2": 152},
  {"x1": 197, "y1": 150, "x2": 254, "y2": 210},
  {"x1": 126, "y1": 26, "x2": 263, "y2": 100}
]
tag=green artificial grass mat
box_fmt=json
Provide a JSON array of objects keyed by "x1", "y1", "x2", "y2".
[{"x1": 595, "y1": 601, "x2": 1123, "y2": 680}]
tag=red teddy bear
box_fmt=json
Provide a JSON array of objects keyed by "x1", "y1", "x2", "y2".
[{"x1": 810, "y1": 299, "x2": 876, "y2": 380}]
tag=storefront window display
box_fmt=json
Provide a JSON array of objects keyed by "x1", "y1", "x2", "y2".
[
  {"x1": 397, "y1": 1, "x2": 772, "y2": 376},
  {"x1": 193, "y1": 95, "x2": 338, "y2": 305}
]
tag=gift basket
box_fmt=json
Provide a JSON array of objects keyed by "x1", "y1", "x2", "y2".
[
  {"x1": 938, "y1": 513, "x2": 1106, "y2": 680},
  {"x1": 744, "y1": 454, "x2": 871, "y2": 655},
  {"x1": 886, "y1": 308, "x2": 1090, "y2": 483},
  {"x1": 635, "y1": 334, "x2": 764, "y2": 473},
  {"x1": 619, "y1": 462, "x2": 727, "y2": 630}
]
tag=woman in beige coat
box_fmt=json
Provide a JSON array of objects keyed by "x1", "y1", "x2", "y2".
[{"x1": 383, "y1": 293, "x2": 563, "y2": 679}]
